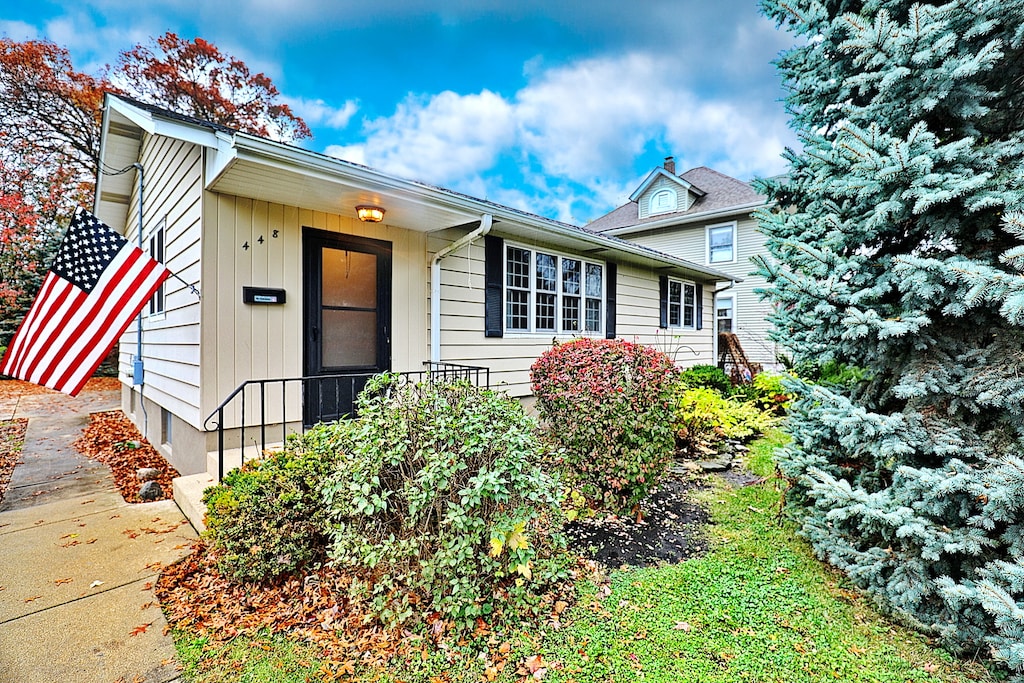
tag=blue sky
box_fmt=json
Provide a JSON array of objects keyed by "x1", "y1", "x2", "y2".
[{"x1": 1, "y1": 1, "x2": 798, "y2": 224}]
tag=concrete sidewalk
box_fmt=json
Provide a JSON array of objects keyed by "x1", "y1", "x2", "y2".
[{"x1": 0, "y1": 385, "x2": 198, "y2": 683}]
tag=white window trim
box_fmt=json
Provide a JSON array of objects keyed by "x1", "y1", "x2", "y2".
[
  {"x1": 146, "y1": 217, "x2": 167, "y2": 321},
  {"x1": 667, "y1": 277, "x2": 698, "y2": 331},
  {"x1": 715, "y1": 293, "x2": 735, "y2": 333},
  {"x1": 649, "y1": 188, "x2": 678, "y2": 216},
  {"x1": 504, "y1": 242, "x2": 606, "y2": 337},
  {"x1": 706, "y1": 221, "x2": 737, "y2": 265}
]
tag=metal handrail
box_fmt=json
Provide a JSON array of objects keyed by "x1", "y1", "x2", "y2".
[{"x1": 203, "y1": 362, "x2": 490, "y2": 481}]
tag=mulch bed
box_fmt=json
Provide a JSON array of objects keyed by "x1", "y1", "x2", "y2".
[
  {"x1": 563, "y1": 474, "x2": 712, "y2": 568},
  {"x1": 73, "y1": 410, "x2": 179, "y2": 503},
  {"x1": 158, "y1": 543, "x2": 586, "y2": 681},
  {"x1": 0, "y1": 418, "x2": 28, "y2": 506}
]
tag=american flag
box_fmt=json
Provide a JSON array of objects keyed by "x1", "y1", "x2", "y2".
[{"x1": 0, "y1": 208, "x2": 170, "y2": 396}]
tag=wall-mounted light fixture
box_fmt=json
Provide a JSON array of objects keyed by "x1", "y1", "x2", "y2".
[{"x1": 355, "y1": 205, "x2": 385, "y2": 223}]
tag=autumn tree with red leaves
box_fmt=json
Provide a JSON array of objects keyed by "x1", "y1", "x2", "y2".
[
  {"x1": 113, "y1": 32, "x2": 311, "y2": 142},
  {"x1": 0, "y1": 32, "x2": 309, "y2": 351},
  {"x1": 0, "y1": 39, "x2": 106, "y2": 349},
  {"x1": 0, "y1": 38, "x2": 111, "y2": 184}
]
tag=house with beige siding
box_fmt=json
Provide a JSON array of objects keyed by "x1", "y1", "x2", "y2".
[
  {"x1": 588, "y1": 158, "x2": 779, "y2": 369},
  {"x1": 94, "y1": 95, "x2": 734, "y2": 491}
]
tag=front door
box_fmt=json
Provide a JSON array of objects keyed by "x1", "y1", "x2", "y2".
[{"x1": 302, "y1": 228, "x2": 391, "y2": 424}]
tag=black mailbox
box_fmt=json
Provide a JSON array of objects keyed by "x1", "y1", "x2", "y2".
[{"x1": 242, "y1": 287, "x2": 286, "y2": 304}]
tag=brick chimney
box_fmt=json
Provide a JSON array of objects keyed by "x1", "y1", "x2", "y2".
[{"x1": 664, "y1": 156, "x2": 676, "y2": 175}]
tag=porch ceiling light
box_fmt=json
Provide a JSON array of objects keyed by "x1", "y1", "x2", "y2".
[{"x1": 355, "y1": 205, "x2": 385, "y2": 223}]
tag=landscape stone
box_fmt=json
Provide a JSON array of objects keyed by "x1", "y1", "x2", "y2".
[
  {"x1": 137, "y1": 467, "x2": 161, "y2": 482},
  {"x1": 698, "y1": 458, "x2": 732, "y2": 472},
  {"x1": 138, "y1": 480, "x2": 163, "y2": 501}
]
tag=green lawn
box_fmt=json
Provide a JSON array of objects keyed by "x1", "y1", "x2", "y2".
[{"x1": 172, "y1": 430, "x2": 996, "y2": 682}]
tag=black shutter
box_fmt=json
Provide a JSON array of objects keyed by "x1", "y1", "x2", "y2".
[
  {"x1": 696, "y1": 283, "x2": 704, "y2": 330},
  {"x1": 658, "y1": 275, "x2": 668, "y2": 329},
  {"x1": 606, "y1": 262, "x2": 617, "y2": 339},
  {"x1": 484, "y1": 235, "x2": 504, "y2": 338}
]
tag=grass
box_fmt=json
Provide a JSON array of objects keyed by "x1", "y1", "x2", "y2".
[{"x1": 170, "y1": 430, "x2": 996, "y2": 682}]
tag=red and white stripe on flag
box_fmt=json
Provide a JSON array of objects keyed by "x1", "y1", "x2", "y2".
[{"x1": 0, "y1": 208, "x2": 170, "y2": 396}]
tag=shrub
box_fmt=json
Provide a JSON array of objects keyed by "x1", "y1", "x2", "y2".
[
  {"x1": 324, "y1": 375, "x2": 568, "y2": 631},
  {"x1": 674, "y1": 387, "x2": 777, "y2": 451},
  {"x1": 202, "y1": 427, "x2": 346, "y2": 583},
  {"x1": 530, "y1": 338, "x2": 679, "y2": 513},
  {"x1": 678, "y1": 364, "x2": 733, "y2": 393},
  {"x1": 730, "y1": 371, "x2": 796, "y2": 414}
]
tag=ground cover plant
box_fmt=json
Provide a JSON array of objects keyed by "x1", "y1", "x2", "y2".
[
  {"x1": 530, "y1": 338, "x2": 678, "y2": 513},
  {"x1": 756, "y1": 0, "x2": 1024, "y2": 677},
  {"x1": 166, "y1": 431, "x2": 995, "y2": 682}
]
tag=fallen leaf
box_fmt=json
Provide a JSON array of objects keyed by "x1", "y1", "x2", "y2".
[
  {"x1": 525, "y1": 654, "x2": 547, "y2": 673},
  {"x1": 54, "y1": 577, "x2": 74, "y2": 586},
  {"x1": 24, "y1": 595, "x2": 43, "y2": 602},
  {"x1": 129, "y1": 622, "x2": 152, "y2": 637}
]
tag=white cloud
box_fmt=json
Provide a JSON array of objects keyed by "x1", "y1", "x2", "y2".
[
  {"x1": 339, "y1": 52, "x2": 793, "y2": 220},
  {"x1": 0, "y1": 21, "x2": 39, "y2": 41},
  {"x1": 324, "y1": 143, "x2": 366, "y2": 165},
  {"x1": 283, "y1": 96, "x2": 358, "y2": 129},
  {"x1": 342, "y1": 89, "x2": 516, "y2": 183}
]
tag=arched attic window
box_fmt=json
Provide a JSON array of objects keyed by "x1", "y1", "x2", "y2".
[{"x1": 649, "y1": 188, "x2": 678, "y2": 215}]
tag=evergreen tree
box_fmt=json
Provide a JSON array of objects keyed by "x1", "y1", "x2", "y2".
[{"x1": 756, "y1": 0, "x2": 1024, "y2": 675}]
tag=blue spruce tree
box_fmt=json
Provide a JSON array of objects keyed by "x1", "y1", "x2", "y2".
[{"x1": 756, "y1": 0, "x2": 1024, "y2": 674}]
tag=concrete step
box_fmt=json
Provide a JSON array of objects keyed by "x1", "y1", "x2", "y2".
[{"x1": 172, "y1": 472, "x2": 216, "y2": 534}]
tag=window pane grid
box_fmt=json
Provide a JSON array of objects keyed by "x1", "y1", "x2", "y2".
[
  {"x1": 668, "y1": 279, "x2": 697, "y2": 329},
  {"x1": 562, "y1": 296, "x2": 580, "y2": 332},
  {"x1": 506, "y1": 245, "x2": 603, "y2": 334}
]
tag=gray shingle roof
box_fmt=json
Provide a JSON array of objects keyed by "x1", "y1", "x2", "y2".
[{"x1": 587, "y1": 166, "x2": 766, "y2": 233}]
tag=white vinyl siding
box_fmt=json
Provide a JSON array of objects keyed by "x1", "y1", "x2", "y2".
[
  {"x1": 625, "y1": 215, "x2": 779, "y2": 368},
  {"x1": 428, "y1": 233, "x2": 715, "y2": 396},
  {"x1": 638, "y1": 175, "x2": 693, "y2": 220},
  {"x1": 118, "y1": 134, "x2": 203, "y2": 426}
]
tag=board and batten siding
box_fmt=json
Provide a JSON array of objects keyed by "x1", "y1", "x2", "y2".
[
  {"x1": 201, "y1": 197, "x2": 429, "y2": 429},
  {"x1": 117, "y1": 134, "x2": 204, "y2": 426},
  {"x1": 427, "y1": 232, "x2": 715, "y2": 397},
  {"x1": 625, "y1": 214, "x2": 780, "y2": 367}
]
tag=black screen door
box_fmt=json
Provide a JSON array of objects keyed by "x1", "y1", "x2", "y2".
[{"x1": 302, "y1": 228, "x2": 391, "y2": 424}]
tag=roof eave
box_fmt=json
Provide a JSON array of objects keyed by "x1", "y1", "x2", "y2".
[{"x1": 606, "y1": 199, "x2": 773, "y2": 236}]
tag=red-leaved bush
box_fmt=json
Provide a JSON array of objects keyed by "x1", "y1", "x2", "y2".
[{"x1": 530, "y1": 338, "x2": 679, "y2": 513}]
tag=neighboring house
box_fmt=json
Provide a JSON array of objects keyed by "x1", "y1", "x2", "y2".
[
  {"x1": 94, "y1": 95, "x2": 734, "y2": 481},
  {"x1": 587, "y1": 157, "x2": 778, "y2": 369}
]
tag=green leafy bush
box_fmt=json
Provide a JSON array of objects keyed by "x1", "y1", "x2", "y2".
[
  {"x1": 324, "y1": 375, "x2": 568, "y2": 631},
  {"x1": 202, "y1": 427, "x2": 346, "y2": 583},
  {"x1": 730, "y1": 371, "x2": 796, "y2": 414},
  {"x1": 530, "y1": 338, "x2": 679, "y2": 512},
  {"x1": 674, "y1": 387, "x2": 777, "y2": 451},
  {"x1": 678, "y1": 364, "x2": 733, "y2": 393}
]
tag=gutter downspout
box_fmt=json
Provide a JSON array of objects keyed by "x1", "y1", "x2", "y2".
[
  {"x1": 430, "y1": 214, "x2": 492, "y2": 365},
  {"x1": 712, "y1": 280, "x2": 737, "y2": 367}
]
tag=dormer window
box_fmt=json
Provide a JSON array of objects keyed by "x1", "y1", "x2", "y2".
[{"x1": 649, "y1": 188, "x2": 677, "y2": 215}]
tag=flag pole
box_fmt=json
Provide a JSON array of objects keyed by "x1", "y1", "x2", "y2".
[{"x1": 132, "y1": 163, "x2": 145, "y2": 388}]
